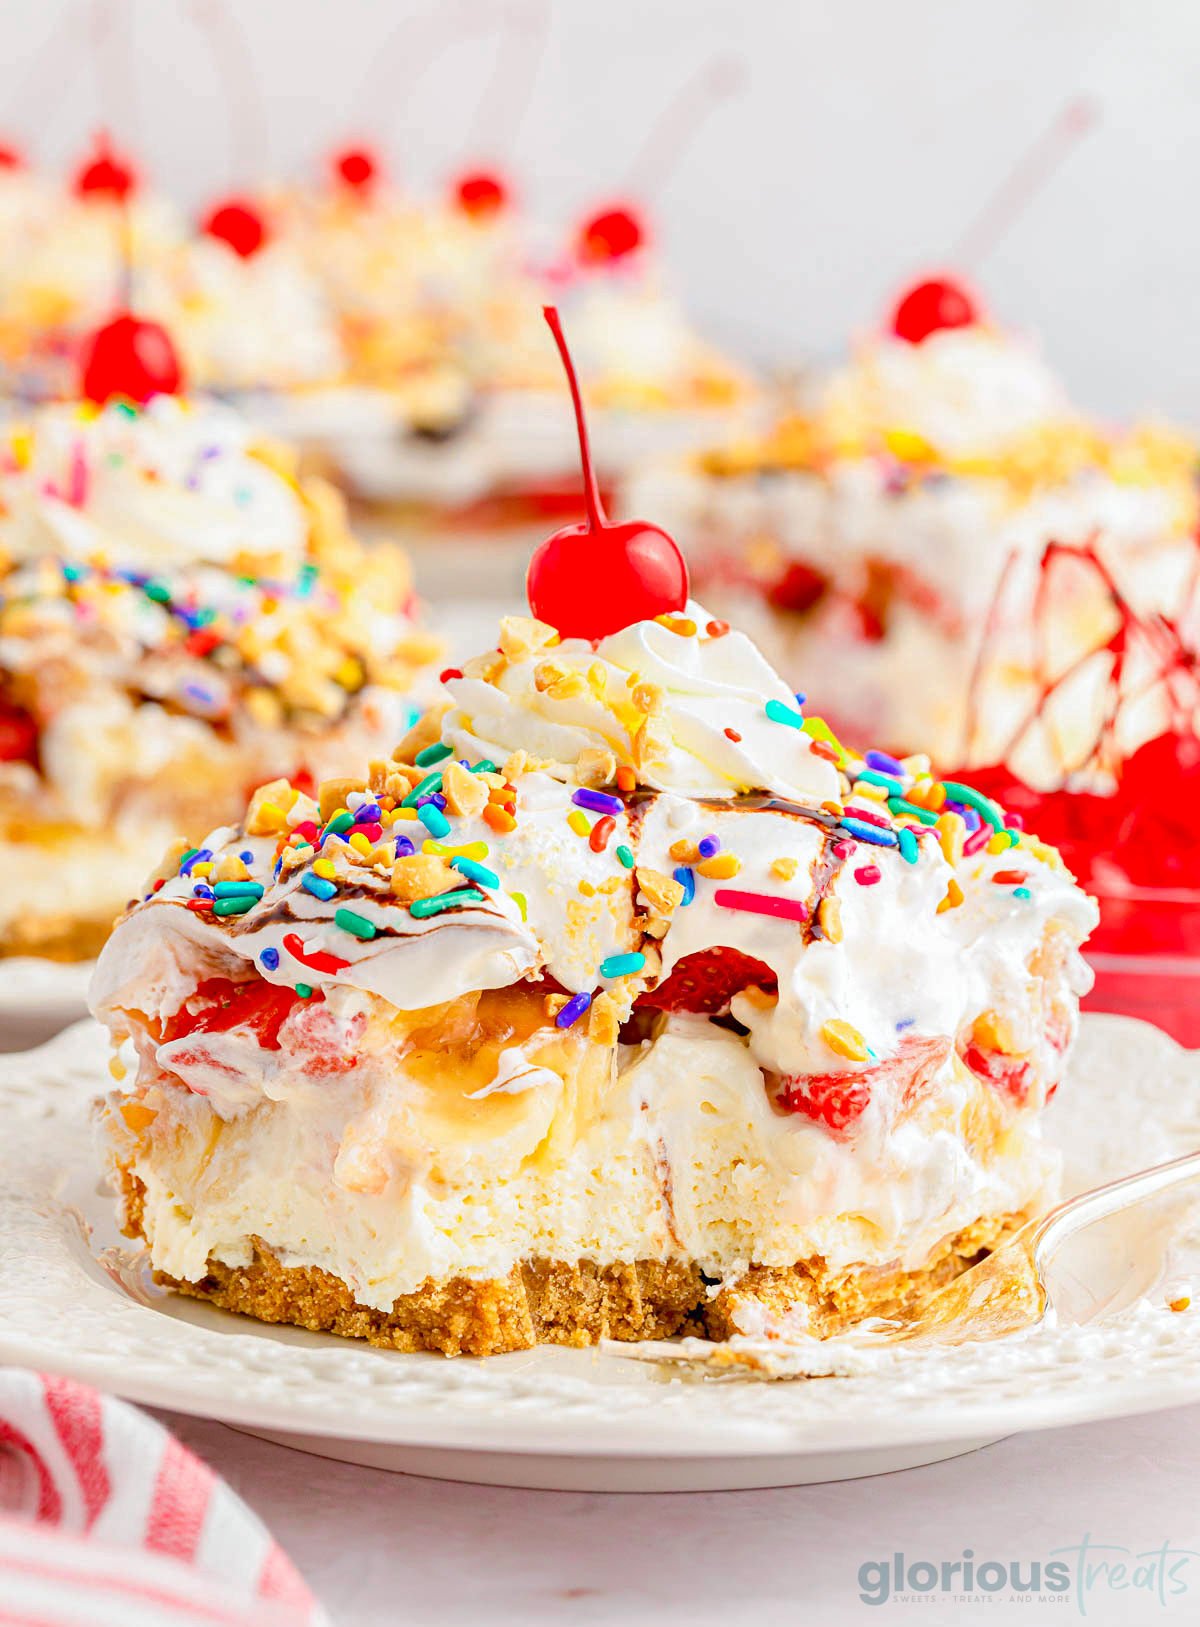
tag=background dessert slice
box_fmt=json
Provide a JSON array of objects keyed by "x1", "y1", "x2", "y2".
[
  {"x1": 622, "y1": 278, "x2": 1197, "y2": 783},
  {"x1": 0, "y1": 319, "x2": 438, "y2": 960}
]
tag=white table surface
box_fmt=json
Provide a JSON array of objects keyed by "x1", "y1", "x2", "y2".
[{"x1": 157, "y1": 1402, "x2": 1200, "y2": 1626}]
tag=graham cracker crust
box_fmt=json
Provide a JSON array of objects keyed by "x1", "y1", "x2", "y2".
[{"x1": 119, "y1": 1168, "x2": 1022, "y2": 1358}]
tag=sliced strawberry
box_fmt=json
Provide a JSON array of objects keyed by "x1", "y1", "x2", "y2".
[
  {"x1": 164, "y1": 977, "x2": 321, "y2": 1052},
  {"x1": 960, "y1": 1041, "x2": 1032, "y2": 1106},
  {"x1": 777, "y1": 1034, "x2": 950, "y2": 1134},
  {"x1": 638, "y1": 947, "x2": 778, "y2": 1015},
  {"x1": 777, "y1": 1070, "x2": 871, "y2": 1131},
  {"x1": 0, "y1": 699, "x2": 38, "y2": 766},
  {"x1": 288, "y1": 996, "x2": 364, "y2": 1075},
  {"x1": 768, "y1": 560, "x2": 827, "y2": 615}
]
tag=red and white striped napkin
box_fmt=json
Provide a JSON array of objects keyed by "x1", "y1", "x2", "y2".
[{"x1": 0, "y1": 1368, "x2": 327, "y2": 1627}]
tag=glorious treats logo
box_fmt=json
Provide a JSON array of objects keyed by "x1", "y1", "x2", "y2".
[{"x1": 857, "y1": 1538, "x2": 1199, "y2": 1611}]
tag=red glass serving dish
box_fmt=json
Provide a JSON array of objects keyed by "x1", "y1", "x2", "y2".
[{"x1": 966, "y1": 732, "x2": 1200, "y2": 1047}]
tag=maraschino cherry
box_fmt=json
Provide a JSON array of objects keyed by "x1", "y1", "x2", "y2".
[
  {"x1": 890, "y1": 275, "x2": 980, "y2": 344},
  {"x1": 72, "y1": 131, "x2": 139, "y2": 203},
  {"x1": 452, "y1": 169, "x2": 509, "y2": 220},
  {"x1": 202, "y1": 196, "x2": 269, "y2": 258},
  {"x1": 526, "y1": 305, "x2": 688, "y2": 641},
  {"x1": 0, "y1": 144, "x2": 24, "y2": 171},
  {"x1": 576, "y1": 203, "x2": 646, "y2": 265},
  {"x1": 79, "y1": 312, "x2": 184, "y2": 406},
  {"x1": 331, "y1": 145, "x2": 380, "y2": 194}
]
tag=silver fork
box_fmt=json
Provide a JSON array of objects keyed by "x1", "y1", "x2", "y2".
[{"x1": 882, "y1": 1149, "x2": 1200, "y2": 1347}]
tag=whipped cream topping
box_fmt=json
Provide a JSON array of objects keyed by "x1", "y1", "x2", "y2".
[
  {"x1": 93, "y1": 600, "x2": 1096, "y2": 1092},
  {"x1": 444, "y1": 602, "x2": 840, "y2": 804},
  {"x1": 0, "y1": 396, "x2": 309, "y2": 570},
  {"x1": 819, "y1": 326, "x2": 1070, "y2": 456}
]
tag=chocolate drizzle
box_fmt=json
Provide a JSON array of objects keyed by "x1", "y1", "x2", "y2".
[{"x1": 804, "y1": 828, "x2": 852, "y2": 944}]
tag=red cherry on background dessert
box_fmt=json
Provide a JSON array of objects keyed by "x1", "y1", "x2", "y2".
[
  {"x1": 577, "y1": 204, "x2": 646, "y2": 264},
  {"x1": 0, "y1": 143, "x2": 24, "y2": 171},
  {"x1": 890, "y1": 276, "x2": 980, "y2": 344},
  {"x1": 73, "y1": 131, "x2": 139, "y2": 202},
  {"x1": 331, "y1": 145, "x2": 380, "y2": 193},
  {"x1": 79, "y1": 312, "x2": 184, "y2": 406},
  {"x1": 202, "y1": 196, "x2": 269, "y2": 258},
  {"x1": 526, "y1": 305, "x2": 688, "y2": 641},
  {"x1": 452, "y1": 169, "x2": 509, "y2": 219}
]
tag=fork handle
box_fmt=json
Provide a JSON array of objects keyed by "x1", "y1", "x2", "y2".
[{"x1": 1035, "y1": 1148, "x2": 1200, "y2": 1260}]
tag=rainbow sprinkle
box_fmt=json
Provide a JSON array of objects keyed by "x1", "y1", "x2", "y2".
[{"x1": 555, "y1": 990, "x2": 592, "y2": 1028}]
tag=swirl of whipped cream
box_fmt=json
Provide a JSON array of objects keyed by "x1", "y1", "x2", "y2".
[
  {"x1": 0, "y1": 395, "x2": 309, "y2": 570},
  {"x1": 443, "y1": 600, "x2": 839, "y2": 804},
  {"x1": 564, "y1": 278, "x2": 715, "y2": 390},
  {"x1": 819, "y1": 327, "x2": 1070, "y2": 456},
  {"x1": 167, "y1": 238, "x2": 346, "y2": 393}
]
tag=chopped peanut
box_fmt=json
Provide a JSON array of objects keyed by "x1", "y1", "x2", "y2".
[
  {"x1": 498, "y1": 614, "x2": 558, "y2": 662},
  {"x1": 575, "y1": 746, "x2": 618, "y2": 787},
  {"x1": 319, "y1": 777, "x2": 363, "y2": 823},
  {"x1": 637, "y1": 868, "x2": 685, "y2": 915},
  {"x1": 548, "y1": 672, "x2": 588, "y2": 701},
  {"x1": 442, "y1": 760, "x2": 488, "y2": 818},
  {"x1": 146, "y1": 837, "x2": 194, "y2": 888},
  {"x1": 817, "y1": 895, "x2": 843, "y2": 943},
  {"x1": 245, "y1": 779, "x2": 297, "y2": 835},
  {"x1": 588, "y1": 992, "x2": 622, "y2": 1046},
  {"x1": 534, "y1": 659, "x2": 567, "y2": 692},
  {"x1": 391, "y1": 853, "x2": 456, "y2": 903},
  {"x1": 394, "y1": 702, "x2": 450, "y2": 763}
]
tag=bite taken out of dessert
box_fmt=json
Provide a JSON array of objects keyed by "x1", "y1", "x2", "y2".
[
  {"x1": 623, "y1": 274, "x2": 1198, "y2": 787},
  {"x1": 91, "y1": 309, "x2": 1098, "y2": 1357},
  {"x1": 0, "y1": 309, "x2": 440, "y2": 962}
]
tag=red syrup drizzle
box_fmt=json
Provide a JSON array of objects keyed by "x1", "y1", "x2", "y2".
[{"x1": 951, "y1": 534, "x2": 1200, "y2": 972}]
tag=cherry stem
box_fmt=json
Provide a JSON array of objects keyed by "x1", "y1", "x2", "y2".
[
  {"x1": 351, "y1": 0, "x2": 485, "y2": 159},
  {"x1": 117, "y1": 197, "x2": 134, "y2": 308},
  {"x1": 461, "y1": 0, "x2": 549, "y2": 165},
  {"x1": 952, "y1": 96, "x2": 1099, "y2": 269},
  {"x1": 625, "y1": 51, "x2": 746, "y2": 197},
  {"x1": 543, "y1": 304, "x2": 605, "y2": 532},
  {"x1": 188, "y1": 0, "x2": 269, "y2": 184},
  {"x1": 89, "y1": 0, "x2": 139, "y2": 153}
]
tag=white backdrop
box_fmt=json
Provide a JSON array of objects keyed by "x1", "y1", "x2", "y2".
[{"x1": 4, "y1": 0, "x2": 1197, "y2": 422}]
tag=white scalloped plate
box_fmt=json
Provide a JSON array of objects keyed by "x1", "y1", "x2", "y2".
[
  {"x1": 1, "y1": 1015, "x2": 1199, "y2": 1491},
  {"x1": 0, "y1": 958, "x2": 93, "y2": 1052}
]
